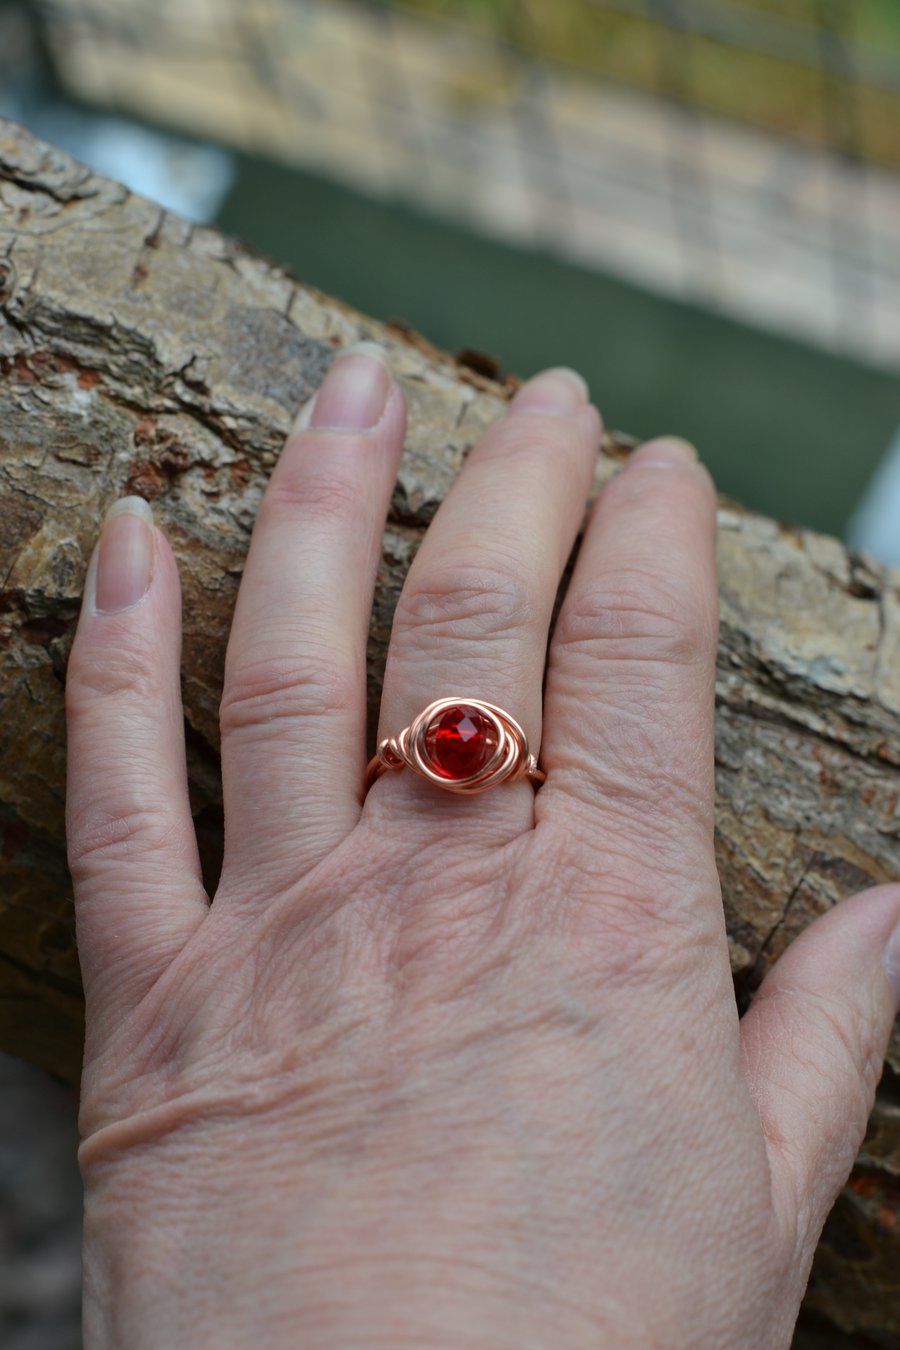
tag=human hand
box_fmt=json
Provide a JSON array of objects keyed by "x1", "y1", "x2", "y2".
[{"x1": 66, "y1": 347, "x2": 900, "y2": 1348}]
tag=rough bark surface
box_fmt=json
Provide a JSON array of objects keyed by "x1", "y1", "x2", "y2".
[{"x1": 0, "y1": 120, "x2": 898, "y2": 1339}]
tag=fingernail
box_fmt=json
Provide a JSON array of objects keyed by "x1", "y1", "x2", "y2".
[
  {"x1": 507, "y1": 367, "x2": 589, "y2": 418},
  {"x1": 885, "y1": 923, "x2": 900, "y2": 1007},
  {"x1": 93, "y1": 497, "x2": 155, "y2": 615},
  {"x1": 309, "y1": 342, "x2": 392, "y2": 431},
  {"x1": 629, "y1": 437, "x2": 699, "y2": 468}
]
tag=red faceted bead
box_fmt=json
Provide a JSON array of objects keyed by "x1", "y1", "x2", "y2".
[{"x1": 423, "y1": 703, "x2": 499, "y2": 780}]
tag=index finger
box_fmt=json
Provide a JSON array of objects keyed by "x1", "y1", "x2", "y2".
[{"x1": 536, "y1": 440, "x2": 723, "y2": 964}]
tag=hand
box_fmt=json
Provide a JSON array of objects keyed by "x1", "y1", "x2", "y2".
[{"x1": 66, "y1": 347, "x2": 900, "y2": 1348}]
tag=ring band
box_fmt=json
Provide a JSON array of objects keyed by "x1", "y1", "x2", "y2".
[{"x1": 364, "y1": 697, "x2": 546, "y2": 796}]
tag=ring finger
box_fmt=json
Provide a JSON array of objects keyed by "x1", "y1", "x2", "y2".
[
  {"x1": 365, "y1": 368, "x2": 601, "y2": 835},
  {"x1": 217, "y1": 343, "x2": 406, "y2": 892}
]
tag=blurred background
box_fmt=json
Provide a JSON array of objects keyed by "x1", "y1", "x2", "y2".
[{"x1": 1, "y1": 2, "x2": 899, "y2": 1346}]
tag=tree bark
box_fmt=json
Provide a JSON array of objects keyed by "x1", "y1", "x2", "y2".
[{"x1": 1, "y1": 119, "x2": 898, "y2": 1340}]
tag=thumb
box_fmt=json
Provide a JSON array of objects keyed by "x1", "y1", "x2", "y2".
[{"x1": 740, "y1": 885, "x2": 900, "y2": 1252}]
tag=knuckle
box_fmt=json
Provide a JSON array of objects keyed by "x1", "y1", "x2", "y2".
[
  {"x1": 480, "y1": 418, "x2": 580, "y2": 467},
  {"x1": 393, "y1": 558, "x2": 537, "y2": 647},
  {"x1": 65, "y1": 632, "x2": 160, "y2": 715},
  {"x1": 555, "y1": 568, "x2": 711, "y2": 668},
  {"x1": 67, "y1": 802, "x2": 186, "y2": 876},
  {"x1": 220, "y1": 651, "x2": 356, "y2": 736},
  {"x1": 260, "y1": 457, "x2": 368, "y2": 528}
]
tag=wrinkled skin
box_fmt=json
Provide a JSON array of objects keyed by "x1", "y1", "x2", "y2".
[{"x1": 65, "y1": 355, "x2": 900, "y2": 1348}]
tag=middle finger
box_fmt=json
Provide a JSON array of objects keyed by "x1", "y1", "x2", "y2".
[{"x1": 365, "y1": 368, "x2": 601, "y2": 835}]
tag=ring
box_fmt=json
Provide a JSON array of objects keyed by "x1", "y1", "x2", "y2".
[{"x1": 364, "y1": 697, "x2": 546, "y2": 796}]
